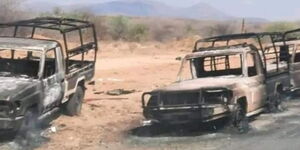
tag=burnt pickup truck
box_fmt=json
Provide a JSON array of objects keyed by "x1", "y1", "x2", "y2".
[
  {"x1": 142, "y1": 33, "x2": 290, "y2": 131},
  {"x1": 0, "y1": 18, "x2": 98, "y2": 132}
]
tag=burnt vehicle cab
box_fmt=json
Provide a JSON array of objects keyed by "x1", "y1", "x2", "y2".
[
  {"x1": 143, "y1": 45, "x2": 267, "y2": 126},
  {"x1": 0, "y1": 38, "x2": 63, "y2": 129}
]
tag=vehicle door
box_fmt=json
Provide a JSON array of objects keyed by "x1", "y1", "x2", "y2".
[
  {"x1": 41, "y1": 47, "x2": 65, "y2": 113},
  {"x1": 245, "y1": 52, "x2": 267, "y2": 111},
  {"x1": 290, "y1": 44, "x2": 300, "y2": 89}
]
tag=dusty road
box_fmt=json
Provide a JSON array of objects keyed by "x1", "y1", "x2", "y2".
[{"x1": 1, "y1": 39, "x2": 300, "y2": 150}]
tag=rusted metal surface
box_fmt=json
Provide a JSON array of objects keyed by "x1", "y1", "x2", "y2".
[
  {"x1": 142, "y1": 32, "x2": 291, "y2": 127},
  {"x1": 143, "y1": 46, "x2": 266, "y2": 125},
  {"x1": 0, "y1": 37, "x2": 57, "y2": 51},
  {"x1": 0, "y1": 18, "x2": 98, "y2": 132}
]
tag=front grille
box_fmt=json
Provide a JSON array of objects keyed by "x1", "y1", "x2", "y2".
[{"x1": 161, "y1": 92, "x2": 200, "y2": 106}]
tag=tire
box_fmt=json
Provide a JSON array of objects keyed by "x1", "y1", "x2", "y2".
[
  {"x1": 267, "y1": 92, "x2": 282, "y2": 113},
  {"x1": 64, "y1": 86, "x2": 85, "y2": 116},
  {"x1": 232, "y1": 104, "x2": 249, "y2": 133},
  {"x1": 18, "y1": 108, "x2": 38, "y2": 137}
]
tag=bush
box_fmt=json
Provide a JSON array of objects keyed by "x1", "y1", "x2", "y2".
[
  {"x1": 65, "y1": 10, "x2": 94, "y2": 21},
  {"x1": 109, "y1": 16, "x2": 130, "y2": 40},
  {"x1": 128, "y1": 24, "x2": 149, "y2": 42},
  {"x1": 265, "y1": 22, "x2": 297, "y2": 32},
  {"x1": 41, "y1": 7, "x2": 94, "y2": 21},
  {"x1": 211, "y1": 22, "x2": 237, "y2": 36},
  {"x1": 93, "y1": 16, "x2": 110, "y2": 40},
  {"x1": 184, "y1": 24, "x2": 195, "y2": 36}
]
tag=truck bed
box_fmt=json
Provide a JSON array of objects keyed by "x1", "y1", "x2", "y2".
[{"x1": 65, "y1": 60, "x2": 95, "y2": 91}]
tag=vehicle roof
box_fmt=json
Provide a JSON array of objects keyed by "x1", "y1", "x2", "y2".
[
  {"x1": 0, "y1": 37, "x2": 58, "y2": 51},
  {"x1": 197, "y1": 32, "x2": 282, "y2": 43},
  {"x1": 186, "y1": 47, "x2": 252, "y2": 59}
]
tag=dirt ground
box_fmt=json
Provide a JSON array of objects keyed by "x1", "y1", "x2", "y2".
[{"x1": 1, "y1": 38, "x2": 300, "y2": 150}]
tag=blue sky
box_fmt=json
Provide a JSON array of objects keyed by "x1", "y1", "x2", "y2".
[{"x1": 28, "y1": 0, "x2": 300, "y2": 21}]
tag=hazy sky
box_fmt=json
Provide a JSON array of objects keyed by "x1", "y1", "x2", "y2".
[
  {"x1": 29, "y1": 0, "x2": 300, "y2": 21},
  {"x1": 155, "y1": 0, "x2": 300, "y2": 20}
]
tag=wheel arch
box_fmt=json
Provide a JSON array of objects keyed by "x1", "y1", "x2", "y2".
[
  {"x1": 236, "y1": 96, "x2": 248, "y2": 112},
  {"x1": 275, "y1": 83, "x2": 284, "y2": 94}
]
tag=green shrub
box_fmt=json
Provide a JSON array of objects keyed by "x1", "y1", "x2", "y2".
[
  {"x1": 109, "y1": 16, "x2": 130, "y2": 40},
  {"x1": 41, "y1": 7, "x2": 93, "y2": 21},
  {"x1": 128, "y1": 23, "x2": 149, "y2": 42}
]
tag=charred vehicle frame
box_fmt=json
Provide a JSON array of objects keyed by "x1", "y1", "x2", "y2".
[
  {"x1": 142, "y1": 32, "x2": 290, "y2": 131},
  {"x1": 269, "y1": 29, "x2": 300, "y2": 91},
  {"x1": 0, "y1": 17, "x2": 98, "y2": 132}
]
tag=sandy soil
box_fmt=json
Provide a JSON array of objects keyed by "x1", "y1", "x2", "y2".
[{"x1": 1, "y1": 37, "x2": 300, "y2": 150}]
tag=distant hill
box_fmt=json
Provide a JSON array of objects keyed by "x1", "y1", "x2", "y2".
[
  {"x1": 24, "y1": 0, "x2": 234, "y2": 20},
  {"x1": 180, "y1": 3, "x2": 231, "y2": 20},
  {"x1": 23, "y1": 0, "x2": 60, "y2": 12},
  {"x1": 88, "y1": 1, "x2": 176, "y2": 17},
  {"x1": 79, "y1": 1, "x2": 233, "y2": 20}
]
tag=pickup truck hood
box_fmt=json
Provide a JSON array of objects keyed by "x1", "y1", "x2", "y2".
[
  {"x1": 0, "y1": 77, "x2": 39, "y2": 100},
  {"x1": 155, "y1": 76, "x2": 244, "y2": 92}
]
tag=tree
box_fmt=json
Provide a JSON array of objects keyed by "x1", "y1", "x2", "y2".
[
  {"x1": 213, "y1": 23, "x2": 235, "y2": 36},
  {"x1": 109, "y1": 16, "x2": 129, "y2": 40},
  {"x1": 53, "y1": 7, "x2": 63, "y2": 17}
]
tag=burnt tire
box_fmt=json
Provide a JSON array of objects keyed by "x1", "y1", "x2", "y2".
[
  {"x1": 232, "y1": 104, "x2": 249, "y2": 133},
  {"x1": 18, "y1": 108, "x2": 39, "y2": 137},
  {"x1": 64, "y1": 86, "x2": 85, "y2": 116},
  {"x1": 267, "y1": 92, "x2": 283, "y2": 113}
]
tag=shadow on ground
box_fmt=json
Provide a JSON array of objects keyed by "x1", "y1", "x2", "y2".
[
  {"x1": 0, "y1": 111, "x2": 62, "y2": 150},
  {"x1": 129, "y1": 119, "x2": 232, "y2": 138}
]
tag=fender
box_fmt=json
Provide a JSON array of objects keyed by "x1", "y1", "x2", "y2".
[{"x1": 62, "y1": 76, "x2": 85, "y2": 103}]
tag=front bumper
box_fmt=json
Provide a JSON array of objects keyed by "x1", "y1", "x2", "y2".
[
  {"x1": 143, "y1": 105, "x2": 231, "y2": 124},
  {"x1": 0, "y1": 116, "x2": 24, "y2": 130}
]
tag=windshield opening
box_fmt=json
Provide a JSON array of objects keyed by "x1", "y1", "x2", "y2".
[
  {"x1": 178, "y1": 53, "x2": 244, "y2": 81},
  {"x1": 0, "y1": 49, "x2": 42, "y2": 79}
]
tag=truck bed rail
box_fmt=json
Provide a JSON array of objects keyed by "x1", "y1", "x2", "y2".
[{"x1": 0, "y1": 17, "x2": 98, "y2": 74}]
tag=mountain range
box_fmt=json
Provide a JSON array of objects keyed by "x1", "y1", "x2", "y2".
[
  {"x1": 84, "y1": 1, "x2": 232, "y2": 20},
  {"x1": 24, "y1": 0, "x2": 267, "y2": 21}
]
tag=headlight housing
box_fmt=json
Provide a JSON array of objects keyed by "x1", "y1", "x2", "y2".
[
  {"x1": 0, "y1": 101, "x2": 16, "y2": 118},
  {"x1": 202, "y1": 88, "x2": 233, "y2": 105},
  {"x1": 142, "y1": 92, "x2": 159, "y2": 108}
]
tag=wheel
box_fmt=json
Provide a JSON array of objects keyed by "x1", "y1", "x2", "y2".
[
  {"x1": 231, "y1": 104, "x2": 249, "y2": 133},
  {"x1": 267, "y1": 92, "x2": 283, "y2": 113},
  {"x1": 64, "y1": 86, "x2": 85, "y2": 116},
  {"x1": 18, "y1": 108, "x2": 38, "y2": 137}
]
